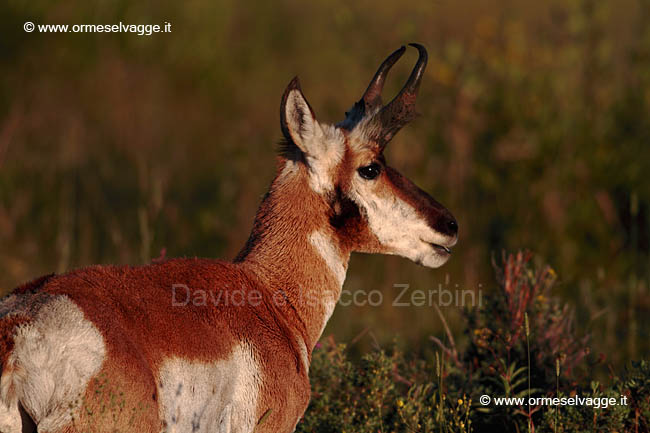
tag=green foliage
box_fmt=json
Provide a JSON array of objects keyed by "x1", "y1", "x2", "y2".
[
  {"x1": 461, "y1": 252, "x2": 588, "y2": 430},
  {"x1": 298, "y1": 342, "x2": 395, "y2": 432},
  {"x1": 299, "y1": 252, "x2": 650, "y2": 432},
  {"x1": 298, "y1": 340, "x2": 473, "y2": 432},
  {"x1": 621, "y1": 360, "x2": 650, "y2": 432}
]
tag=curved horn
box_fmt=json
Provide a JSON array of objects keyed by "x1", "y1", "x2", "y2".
[
  {"x1": 338, "y1": 46, "x2": 406, "y2": 130},
  {"x1": 375, "y1": 43, "x2": 428, "y2": 147},
  {"x1": 360, "y1": 45, "x2": 406, "y2": 111}
]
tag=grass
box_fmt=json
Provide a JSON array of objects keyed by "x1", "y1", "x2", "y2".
[{"x1": 298, "y1": 252, "x2": 650, "y2": 432}]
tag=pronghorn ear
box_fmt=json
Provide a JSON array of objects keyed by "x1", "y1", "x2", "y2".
[{"x1": 280, "y1": 77, "x2": 323, "y2": 157}]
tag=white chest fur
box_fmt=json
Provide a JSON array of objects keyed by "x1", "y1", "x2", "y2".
[{"x1": 157, "y1": 343, "x2": 262, "y2": 433}]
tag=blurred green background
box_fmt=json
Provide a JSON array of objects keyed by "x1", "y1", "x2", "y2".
[{"x1": 1, "y1": 0, "x2": 648, "y2": 375}]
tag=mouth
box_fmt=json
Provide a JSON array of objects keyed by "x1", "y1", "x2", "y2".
[{"x1": 427, "y1": 242, "x2": 452, "y2": 255}]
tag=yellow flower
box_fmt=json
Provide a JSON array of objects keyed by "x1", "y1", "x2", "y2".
[
  {"x1": 397, "y1": 399, "x2": 405, "y2": 408},
  {"x1": 458, "y1": 398, "x2": 464, "y2": 405}
]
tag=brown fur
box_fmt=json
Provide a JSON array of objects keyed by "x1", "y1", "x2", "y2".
[
  {"x1": 0, "y1": 127, "x2": 454, "y2": 433},
  {"x1": 0, "y1": 163, "x2": 349, "y2": 432},
  {"x1": 384, "y1": 166, "x2": 457, "y2": 237},
  {"x1": 0, "y1": 45, "x2": 457, "y2": 433}
]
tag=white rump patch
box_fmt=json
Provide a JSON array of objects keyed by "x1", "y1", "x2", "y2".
[
  {"x1": 0, "y1": 295, "x2": 106, "y2": 431},
  {"x1": 0, "y1": 399, "x2": 21, "y2": 433},
  {"x1": 157, "y1": 342, "x2": 262, "y2": 433}
]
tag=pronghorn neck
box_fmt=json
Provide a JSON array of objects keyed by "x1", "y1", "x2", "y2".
[{"x1": 235, "y1": 160, "x2": 350, "y2": 351}]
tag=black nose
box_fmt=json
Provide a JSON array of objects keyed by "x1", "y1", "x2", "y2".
[{"x1": 447, "y1": 219, "x2": 458, "y2": 235}]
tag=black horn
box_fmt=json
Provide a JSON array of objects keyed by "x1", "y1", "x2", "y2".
[
  {"x1": 339, "y1": 43, "x2": 428, "y2": 148},
  {"x1": 360, "y1": 45, "x2": 406, "y2": 112},
  {"x1": 375, "y1": 43, "x2": 428, "y2": 147},
  {"x1": 338, "y1": 46, "x2": 406, "y2": 130}
]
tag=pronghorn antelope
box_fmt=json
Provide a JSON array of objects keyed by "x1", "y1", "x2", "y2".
[{"x1": 0, "y1": 43, "x2": 457, "y2": 433}]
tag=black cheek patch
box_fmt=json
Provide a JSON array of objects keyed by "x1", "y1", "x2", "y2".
[
  {"x1": 329, "y1": 184, "x2": 363, "y2": 232},
  {"x1": 330, "y1": 195, "x2": 361, "y2": 229}
]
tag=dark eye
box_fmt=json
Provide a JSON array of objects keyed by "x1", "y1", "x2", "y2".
[{"x1": 358, "y1": 163, "x2": 381, "y2": 180}]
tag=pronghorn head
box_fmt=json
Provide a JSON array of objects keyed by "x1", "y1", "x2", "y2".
[{"x1": 279, "y1": 44, "x2": 458, "y2": 268}]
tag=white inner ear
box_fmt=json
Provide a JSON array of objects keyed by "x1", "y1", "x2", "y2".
[
  {"x1": 285, "y1": 90, "x2": 323, "y2": 156},
  {"x1": 284, "y1": 90, "x2": 346, "y2": 194}
]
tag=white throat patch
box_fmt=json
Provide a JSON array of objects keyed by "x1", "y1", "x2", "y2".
[
  {"x1": 308, "y1": 229, "x2": 347, "y2": 338},
  {"x1": 308, "y1": 230, "x2": 347, "y2": 289}
]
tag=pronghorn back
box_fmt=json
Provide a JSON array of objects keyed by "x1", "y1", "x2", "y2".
[
  {"x1": 0, "y1": 260, "x2": 310, "y2": 432},
  {"x1": 0, "y1": 44, "x2": 457, "y2": 433}
]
